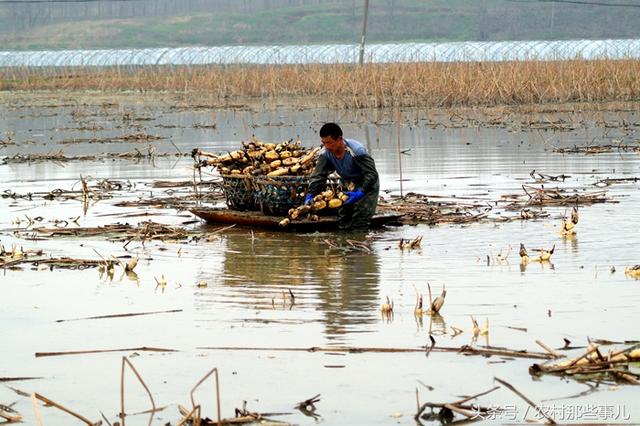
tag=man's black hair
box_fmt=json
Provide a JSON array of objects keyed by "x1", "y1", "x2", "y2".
[{"x1": 319, "y1": 123, "x2": 343, "y2": 139}]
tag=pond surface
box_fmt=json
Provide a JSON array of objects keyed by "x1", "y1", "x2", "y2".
[{"x1": 1, "y1": 93, "x2": 639, "y2": 425}]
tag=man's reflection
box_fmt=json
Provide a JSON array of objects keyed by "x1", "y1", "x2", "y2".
[
  {"x1": 314, "y1": 234, "x2": 381, "y2": 341},
  {"x1": 216, "y1": 231, "x2": 381, "y2": 343}
]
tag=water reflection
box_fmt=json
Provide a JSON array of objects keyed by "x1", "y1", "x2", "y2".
[
  {"x1": 415, "y1": 312, "x2": 448, "y2": 336},
  {"x1": 123, "y1": 270, "x2": 140, "y2": 284},
  {"x1": 520, "y1": 260, "x2": 555, "y2": 273},
  {"x1": 561, "y1": 232, "x2": 579, "y2": 253},
  {"x1": 203, "y1": 231, "x2": 381, "y2": 342},
  {"x1": 429, "y1": 313, "x2": 447, "y2": 336},
  {"x1": 316, "y1": 238, "x2": 380, "y2": 341}
]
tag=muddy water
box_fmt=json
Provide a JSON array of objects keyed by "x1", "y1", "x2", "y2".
[{"x1": 1, "y1": 94, "x2": 639, "y2": 424}]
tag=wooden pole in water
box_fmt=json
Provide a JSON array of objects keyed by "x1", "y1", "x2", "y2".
[
  {"x1": 358, "y1": 0, "x2": 370, "y2": 65},
  {"x1": 396, "y1": 106, "x2": 404, "y2": 198}
]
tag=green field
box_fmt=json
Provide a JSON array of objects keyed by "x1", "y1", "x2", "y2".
[{"x1": 0, "y1": 0, "x2": 638, "y2": 50}]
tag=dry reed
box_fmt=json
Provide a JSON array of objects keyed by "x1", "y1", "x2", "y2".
[{"x1": 1, "y1": 59, "x2": 638, "y2": 108}]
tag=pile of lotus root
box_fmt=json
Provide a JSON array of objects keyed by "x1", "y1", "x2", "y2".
[
  {"x1": 193, "y1": 137, "x2": 320, "y2": 177},
  {"x1": 279, "y1": 185, "x2": 355, "y2": 227}
]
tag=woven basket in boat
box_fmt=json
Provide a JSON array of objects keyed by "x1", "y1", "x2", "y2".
[
  {"x1": 254, "y1": 175, "x2": 310, "y2": 216},
  {"x1": 221, "y1": 174, "x2": 258, "y2": 211}
]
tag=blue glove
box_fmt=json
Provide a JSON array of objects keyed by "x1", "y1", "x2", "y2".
[
  {"x1": 344, "y1": 188, "x2": 365, "y2": 205},
  {"x1": 304, "y1": 193, "x2": 314, "y2": 205}
]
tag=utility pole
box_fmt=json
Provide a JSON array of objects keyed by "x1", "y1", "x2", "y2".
[
  {"x1": 550, "y1": 1, "x2": 555, "y2": 39},
  {"x1": 358, "y1": 0, "x2": 369, "y2": 65}
]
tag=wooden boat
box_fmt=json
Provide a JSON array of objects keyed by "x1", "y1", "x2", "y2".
[{"x1": 190, "y1": 207, "x2": 403, "y2": 231}]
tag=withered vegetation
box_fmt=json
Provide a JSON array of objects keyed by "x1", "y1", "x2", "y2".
[
  {"x1": 531, "y1": 342, "x2": 640, "y2": 385},
  {"x1": 2, "y1": 59, "x2": 639, "y2": 108},
  {"x1": 1, "y1": 147, "x2": 187, "y2": 165}
]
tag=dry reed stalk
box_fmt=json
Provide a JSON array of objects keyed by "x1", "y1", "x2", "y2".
[
  {"x1": 443, "y1": 403, "x2": 477, "y2": 419},
  {"x1": 563, "y1": 344, "x2": 601, "y2": 370},
  {"x1": 33, "y1": 392, "x2": 95, "y2": 425},
  {"x1": 177, "y1": 404, "x2": 201, "y2": 426},
  {"x1": 0, "y1": 405, "x2": 22, "y2": 423},
  {"x1": 494, "y1": 377, "x2": 556, "y2": 424},
  {"x1": 531, "y1": 342, "x2": 640, "y2": 378},
  {"x1": 190, "y1": 367, "x2": 221, "y2": 426},
  {"x1": 2, "y1": 59, "x2": 639, "y2": 108},
  {"x1": 450, "y1": 386, "x2": 500, "y2": 406},
  {"x1": 120, "y1": 356, "x2": 157, "y2": 426},
  {"x1": 0, "y1": 377, "x2": 41, "y2": 382},
  {"x1": 415, "y1": 386, "x2": 500, "y2": 422},
  {"x1": 197, "y1": 345, "x2": 553, "y2": 360},
  {"x1": 56, "y1": 309, "x2": 183, "y2": 323},
  {"x1": 535, "y1": 339, "x2": 564, "y2": 359},
  {"x1": 609, "y1": 342, "x2": 640, "y2": 359},
  {"x1": 35, "y1": 346, "x2": 177, "y2": 358}
]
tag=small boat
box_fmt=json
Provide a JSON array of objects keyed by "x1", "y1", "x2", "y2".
[{"x1": 190, "y1": 207, "x2": 403, "y2": 231}]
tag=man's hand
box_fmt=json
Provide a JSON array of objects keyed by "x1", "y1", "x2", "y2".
[
  {"x1": 344, "y1": 188, "x2": 365, "y2": 205},
  {"x1": 304, "y1": 193, "x2": 314, "y2": 205}
]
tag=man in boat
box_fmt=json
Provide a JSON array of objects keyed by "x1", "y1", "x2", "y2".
[{"x1": 305, "y1": 123, "x2": 380, "y2": 230}]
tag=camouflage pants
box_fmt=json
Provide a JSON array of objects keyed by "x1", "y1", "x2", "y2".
[{"x1": 337, "y1": 185, "x2": 379, "y2": 231}]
